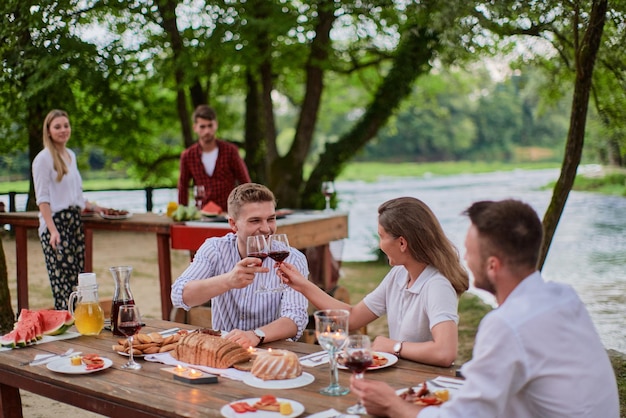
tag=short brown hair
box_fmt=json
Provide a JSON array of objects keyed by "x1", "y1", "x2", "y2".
[
  {"x1": 464, "y1": 199, "x2": 543, "y2": 269},
  {"x1": 227, "y1": 183, "x2": 276, "y2": 219},
  {"x1": 192, "y1": 105, "x2": 217, "y2": 122}
]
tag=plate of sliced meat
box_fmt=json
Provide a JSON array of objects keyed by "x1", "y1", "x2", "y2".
[
  {"x1": 99, "y1": 209, "x2": 132, "y2": 220},
  {"x1": 220, "y1": 395, "x2": 304, "y2": 417}
]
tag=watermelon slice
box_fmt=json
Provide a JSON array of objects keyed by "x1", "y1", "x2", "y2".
[
  {"x1": 39, "y1": 309, "x2": 74, "y2": 336},
  {"x1": 0, "y1": 309, "x2": 74, "y2": 348},
  {"x1": 201, "y1": 201, "x2": 223, "y2": 216},
  {"x1": 17, "y1": 309, "x2": 44, "y2": 340},
  {"x1": 0, "y1": 328, "x2": 28, "y2": 348}
]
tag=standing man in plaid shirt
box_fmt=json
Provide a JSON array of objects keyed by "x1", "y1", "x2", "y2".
[{"x1": 177, "y1": 105, "x2": 251, "y2": 212}]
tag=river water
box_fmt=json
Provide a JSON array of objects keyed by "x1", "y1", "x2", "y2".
[{"x1": 3, "y1": 167, "x2": 625, "y2": 352}]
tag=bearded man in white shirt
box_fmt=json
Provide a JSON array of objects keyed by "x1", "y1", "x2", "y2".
[{"x1": 351, "y1": 199, "x2": 619, "y2": 418}]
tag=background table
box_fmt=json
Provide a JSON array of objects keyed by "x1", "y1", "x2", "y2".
[
  {"x1": 0, "y1": 211, "x2": 348, "y2": 320},
  {"x1": 0, "y1": 319, "x2": 458, "y2": 417}
]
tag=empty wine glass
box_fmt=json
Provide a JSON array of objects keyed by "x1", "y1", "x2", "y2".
[
  {"x1": 343, "y1": 334, "x2": 373, "y2": 414},
  {"x1": 321, "y1": 181, "x2": 335, "y2": 211},
  {"x1": 117, "y1": 304, "x2": 142, "y2": 370},
  {"x1": 314, "y1": 309, "x2": 350, "y2": 396},
  {"x1": 193, "y1": 185, "x2": 206, "y2": 210}
]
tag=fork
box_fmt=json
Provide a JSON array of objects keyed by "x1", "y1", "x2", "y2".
[{"x1": 21, "y1": 348, "x2": 74, "y2": 366}]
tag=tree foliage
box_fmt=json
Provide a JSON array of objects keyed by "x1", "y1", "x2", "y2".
[{"x1": 1, "y1": 0, "x2": 625, "y2": 212}]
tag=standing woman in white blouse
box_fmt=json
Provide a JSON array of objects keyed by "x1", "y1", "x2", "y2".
[{"x1": 32, "y1": 109, "x2": 105, "y2": 310}]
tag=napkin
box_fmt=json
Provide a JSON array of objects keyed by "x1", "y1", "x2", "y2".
[
  {"x1": 431, "y1": 375, "x2": 465, "y2": 389},
  {"x1": 299, "y1": 352, "x2": 329, "y2": 367},
  {"x1": 144, "y1": 352, "x2": 249, "y2": 381},
  {"x1": 307, "y1": 409, "x2": 359, "y2": 418}
]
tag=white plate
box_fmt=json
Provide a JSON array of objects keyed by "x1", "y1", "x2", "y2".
[
  {"x1": 337, "y1": 352, "x2": 398, "y2": 371},
  {"x1": 220, "y1": 398, "x2": 304, "y2": 418},
  {"x1": 116, "y1": 351, "x2": 145, "y2": 358},
  {"x1": 47, "y1": 357, "x2": 113, "y2": 374},
  {"x1": 99, "y1": 211, "x2": 132, "y2": 220},
  {"x1": 243, "y1": 372, "x2": 314, "y2": 389},
  {"x1": 395, "y1": 382, "x2": 459, "y2": 404}
]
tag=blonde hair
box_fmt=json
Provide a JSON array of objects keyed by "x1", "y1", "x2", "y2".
[
  {"x1": 42, "y1": 109, "x2": 70, "y2": 182},
  {"x1": 378, "y1": 197, "x2": 469, "y2": 295},
  {"x1": 227, "y1": 183, "x2": 276, "y2": 219}
]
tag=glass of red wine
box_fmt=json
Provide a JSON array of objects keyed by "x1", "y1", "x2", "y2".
[
  {"x1": 117, "y1": 304, "x2": 143, "y2": 370},
  {"x1": 247, "y1": 235, "x2": 271, "y2": 293},
  {"x1": 264, "y1": 233, "x2": 291, "y2": 292},
  {"x1": 193, "y1": 185, "x2": 206, "y2": 210},
  {"x1": 343, "y1": 334, "x2": 373, "y2": 413},
  {"x1": 321, "y1": 181, "x2": 335, "y2": 211}
]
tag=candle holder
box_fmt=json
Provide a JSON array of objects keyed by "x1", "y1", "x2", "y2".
[{"x1": 161, "y1": 366, "x2": 218, "y2": 384}]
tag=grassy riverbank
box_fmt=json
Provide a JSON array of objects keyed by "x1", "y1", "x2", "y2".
[{"x1": 341, "y1": 261, "x2": 626, "y2": 417}]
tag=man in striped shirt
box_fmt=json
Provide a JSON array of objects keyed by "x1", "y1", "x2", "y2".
[{"x1": 171, "y1": 183, "x2": 309, "y2": 348}]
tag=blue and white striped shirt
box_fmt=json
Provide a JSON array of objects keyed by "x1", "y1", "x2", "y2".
[{"x1": 171, "y1": 233, "x2": 309, "y2": 340}]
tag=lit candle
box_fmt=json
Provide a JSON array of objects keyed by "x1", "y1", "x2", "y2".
[
  {"x1": 189, "y1": 369, "x2": 203, "y2": 378},
  {"x1": 175, "y1": 365, "x2": 187, "y2": 375}
]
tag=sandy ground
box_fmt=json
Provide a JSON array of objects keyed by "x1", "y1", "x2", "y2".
[{"x1": 2, "y1": 230, "x2": 192, "y2": 418}]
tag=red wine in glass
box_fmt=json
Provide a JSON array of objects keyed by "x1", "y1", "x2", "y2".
[
  {"x1": 344, "y1": 353, "x2": 373, "y2": 373},
  {"x1": 111, "y1": 298, "x2": 135, "y2": 336},
  {"x1": 269, "y1": 250, "x2": 290, "y2": 262},
  {"x1": 118, "y1": 321, "x2": 142, "y2": 336},
  {"x1": 248, "y1": 252, "x2": 268, "y2": 261}
]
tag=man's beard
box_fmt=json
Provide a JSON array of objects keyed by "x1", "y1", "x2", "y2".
[{"x1": 472, "y1": 261, "x2": 496, "y2": 295}]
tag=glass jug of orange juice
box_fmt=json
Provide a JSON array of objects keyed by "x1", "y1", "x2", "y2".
[{"x1": 68, "y1": 273, "x2": 105, "y2": 335}]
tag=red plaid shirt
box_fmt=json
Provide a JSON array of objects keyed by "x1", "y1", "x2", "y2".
[{"x1": 177, "y1": 140, "x2": 251, "y2": 211}]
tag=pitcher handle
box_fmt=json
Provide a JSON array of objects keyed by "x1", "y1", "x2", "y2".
[{"x1": 67, "y1": 291, "x2": 78, "y2": 316}]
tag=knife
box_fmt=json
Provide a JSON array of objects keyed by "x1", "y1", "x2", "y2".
[{"x1": 158, "y1": 327, "x2": 180, "y2": 336}]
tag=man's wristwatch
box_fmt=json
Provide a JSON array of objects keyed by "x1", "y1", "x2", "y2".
[
  {"x1": 393, "y1": 341, "x2": 403, "y2": 357},
  {"x1": 253, "y1": 328, "x2": 265, "y2": 346}
]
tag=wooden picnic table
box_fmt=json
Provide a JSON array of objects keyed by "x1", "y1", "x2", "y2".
[
  {"x1": 0, "y1": 319, "x2": 458, "y2": 417},
  {"x1": 0, "y1": 211, "x2": 348, "y2": 321}
]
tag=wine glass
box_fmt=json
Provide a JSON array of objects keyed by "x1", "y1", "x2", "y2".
[
  {"x1": 193, "y1": 185, "x2": 206, "y2": 210},
  {"x1": 343, "y1": 334, "x2": 373, "y2": 414},
  {"x1": 247, "y1": 235, "x2": 270, "y2": 292},
  {"x1": 321, "y1": 181, "x2": 335, "y2": 211},
  {"x1": 258, "y1": 233, "x2": 291, "y2": 293},
  {"x1": 314, "y1": 309, "x2": 350, "y2": 396},
  {"x1": 117, "y1": 304, "x2": 142, "y2": 370}
]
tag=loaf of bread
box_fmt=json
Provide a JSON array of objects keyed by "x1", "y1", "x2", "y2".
[
  {"x1": 251, "y1": 349, "x2": 302, "y2": 380},
  {"x1": 171, "y1": 332, "x2": 251, "y2": 369}
]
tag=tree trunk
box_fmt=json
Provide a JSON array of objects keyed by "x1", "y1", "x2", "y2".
[
  {"x1": 538, "y1": 0, "x2": 608, "y2": 269},
  {"x1": 301, "y1": 26, "x2": 438, "y2": 208},
  {"x1": 0, "y1": 236, "x2": 16, "y2": 333},
  {"x1": 269, "y1": 0, "x2": 336, "y2": 207},
  {"x1": 244, "y1": 71, "x2": 268, "y2": 184}
]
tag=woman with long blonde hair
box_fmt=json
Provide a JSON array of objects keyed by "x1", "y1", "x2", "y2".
[
  {"x1": 278, "y1": 197, "x2": 469, "y2": 367},
  {"x1": 32, "y1": 110, "x2": 105, "y2": 309}
]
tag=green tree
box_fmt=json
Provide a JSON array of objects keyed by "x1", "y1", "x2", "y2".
[{"x1": 471, "y1": 0, "x2": 610, "y2": 268}]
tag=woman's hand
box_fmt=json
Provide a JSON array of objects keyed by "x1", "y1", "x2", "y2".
[
  {"x1": 49, "y1": 230, "x2": 61, "y2": 251},
  {"x1": 371, "y1": 335, "x2": 394, "y2": 354},
  {"x1": 276, "y1": 261, "x2": 308, "y2": 290}
]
